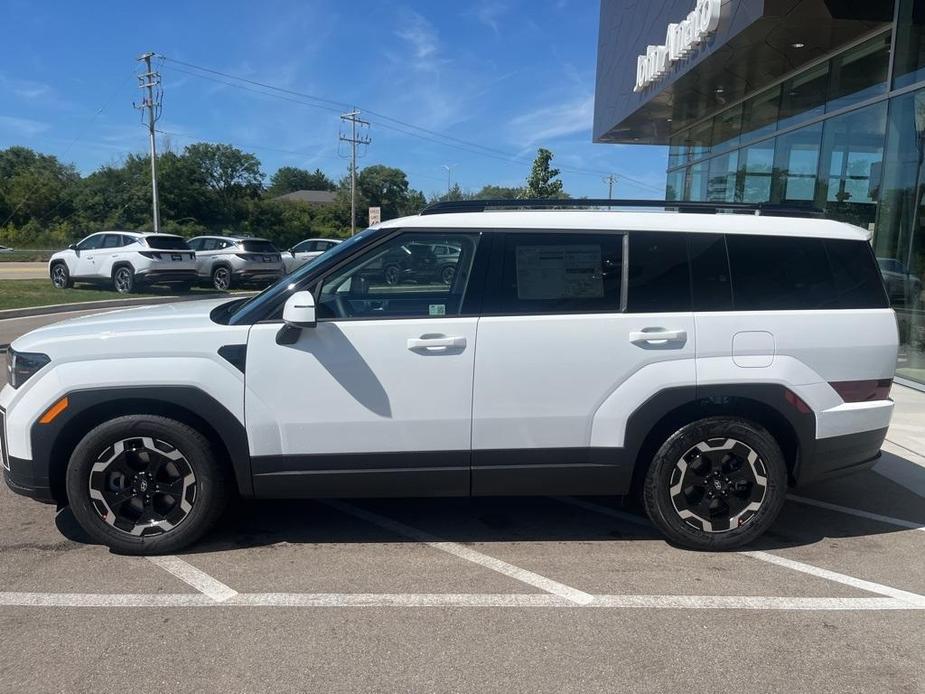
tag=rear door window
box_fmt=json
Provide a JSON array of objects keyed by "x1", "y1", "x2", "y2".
[
  {"x1": 626, "y1": 231, "x2": 690, "y2": 312},
  {"x1": 101, "y1": 234, "x2": 124, "y2": 248},
  {"x1": 486, "y1": 232, "x2": 623, "y2": 315}
]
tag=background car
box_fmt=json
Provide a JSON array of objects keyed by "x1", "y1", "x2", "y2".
[
  {"x1": 283, "y1": 238, "x2": 342, "y2": 273},
  {"x1": 364, "y1": 241, "x2": 461, "y2": 286},
  {"x1": 48, "y1": 231, "x2": 197, "y2": 293},
  {"x1": 187, "y1": 235, "x2": 285, "y2": 290},
  {"x1": 878, "y1": 257, "x2": 923, "y2": 308}
]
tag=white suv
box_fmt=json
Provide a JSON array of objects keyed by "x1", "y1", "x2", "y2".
[
  {"x1": 187, "y1": 235, "x2": 285, "y2": 290},
  {"x1": 49, "y1": 231, "x2": 197, "y2": 294},
  {"x1": 283, "y1": 237, "x2": 342, "y2": 273},
  {"x1": 4, "y1": 201, "x2": 898, "y2": 554}
]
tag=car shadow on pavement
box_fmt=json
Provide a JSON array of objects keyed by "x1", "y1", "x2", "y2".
[{"x1": 54, "y1": 452, "x2": 925, "y2": 555}]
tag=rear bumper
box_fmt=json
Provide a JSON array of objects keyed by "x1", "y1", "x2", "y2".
[
  {"x1": 232, "y1": 268, "x2": 284, "y2": 282},
  {"x1": 136, "y1": 268, "x2": 198, "y2": 284},
  {"x1": 796, "y1": 427, "x2": 888, "y2": 486}
]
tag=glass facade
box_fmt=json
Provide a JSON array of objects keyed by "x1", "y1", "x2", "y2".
[{"x1": 666, "y1": 11, "x2": 925, "y2": 386}]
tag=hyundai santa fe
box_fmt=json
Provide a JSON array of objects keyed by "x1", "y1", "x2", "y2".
[{"x1": 3, "y1": 200, "x2": 898, "y2": 554}]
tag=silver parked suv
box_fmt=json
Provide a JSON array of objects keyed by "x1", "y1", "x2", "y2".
[{"x1": 187, "y1": 235, "x2": 285, "y2": 290}]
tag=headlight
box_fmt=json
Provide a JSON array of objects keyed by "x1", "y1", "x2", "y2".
[{"x1": 7, "y1": 348, "x2": 50, "y2": 389}]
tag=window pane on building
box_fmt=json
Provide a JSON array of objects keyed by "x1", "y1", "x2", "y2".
[
  {"x1": 741, "y1": 85, "x2": 781, "y2": 142},
  {"x1": 827, "y1": 33, "x2": 890, "y2": 113},
  {"x1": 738, "y1": 141, "x2": 775, "y2": 202},
  {"x1": 773, "y1": 123, "x2": 823, "y2": 202},
  {"x1": 712, "y1": 104, "x2": 742, "y2": 153},
  {"x1": 893, "y1": 0, "x2": 925, "y2": 90},
  {"x1": 708, "y1": 151, "x2": 739, "y2": 202},
  {"x1": 779, "y1": 62, "x2": 829, "y2": 130}
]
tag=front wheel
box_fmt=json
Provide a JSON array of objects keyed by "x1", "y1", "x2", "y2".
[
  {"x1": 51, "y1": 262, "x2": 73, "y2": 289},
  {"x1": 212, "y1": 266, "x2": 232, "y2": 291},
  {"x1": 65, "y1": 415, "x2": 228, "y2": 555},
  {"x1": 643, "y1": 417, "x2": 787, "y2": 551}
]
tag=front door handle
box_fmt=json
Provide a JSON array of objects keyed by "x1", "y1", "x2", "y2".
[
  {"x1": 629, "y1": 328, "x2": 687, "y2": 345},
  {"x1": 407, "y1": 335, "x2": 467, "y2": 351}
]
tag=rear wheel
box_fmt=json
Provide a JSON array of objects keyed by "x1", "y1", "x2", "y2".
[
  {"x1": 51, "y1": 262, "x2": 73, "y2": 289},
  {"x1": 212, "y1": 266, "x2": 232, "y2": 291},
  {"x1": 384, "y1": 265, "x2": 401, "y2": 286},
  {"x1": 112, "y1": 266, "x2": 135, "y2": 294},
  {"x1": 65, "y1": 415, "x2": 228, "y2": 555},
  {"x1": 643, "y1": 417, "x2": 787, "y2": 551},
  {"x1": 440, "y1": 264, "x2": 456, "y2": 285}
]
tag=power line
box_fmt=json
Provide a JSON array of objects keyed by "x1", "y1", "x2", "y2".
[{"x1": 155, "y1": 54, "x2": 663, "y2": 194}]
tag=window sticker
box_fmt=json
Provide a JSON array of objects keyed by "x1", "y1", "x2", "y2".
[
  {"x1": 429, "y1": 304, "x2": 446, "y2": 316},
  {"x1": 515, "y1": 244, "x2": 604, "y2": 300}
]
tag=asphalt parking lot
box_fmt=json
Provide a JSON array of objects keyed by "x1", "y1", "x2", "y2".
[{"x1": 1, "y1": 313, "x2": 924, "y2": 693}]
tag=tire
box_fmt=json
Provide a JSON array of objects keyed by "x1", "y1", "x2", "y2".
[
  {"x1": 112, "y1": 265, "x2": 135, "y2": 294},
  {"x1": 65, "y1": 415, "x2": 229, "y2": 555},
  {"x1": 440, "y1": 264, "x2": 456, "y2": 285},
  {"x1": 212, "y1": 266, "x2": 232, "y2": 291},
  {"x1": 643, "y1": 416, "x2": 787, "y2": 551},
  {"x1": 50, "y1": 262, "x2": 73, "y2": 289}
]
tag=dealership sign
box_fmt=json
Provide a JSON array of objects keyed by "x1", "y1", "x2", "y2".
[{"x1": 634, "y1": 0, "x2": 722, "y2": 92}]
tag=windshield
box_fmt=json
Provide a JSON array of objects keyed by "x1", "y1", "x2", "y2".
[
  {"x1": 240, "y1": 239, "x2": 278, "y2": 253},
  {"x1": 227, "y1": 227, "x2": 378, "y2": 325},
  {"x1": 145, "y1": 235, "x2": 191, "y2": 250}
]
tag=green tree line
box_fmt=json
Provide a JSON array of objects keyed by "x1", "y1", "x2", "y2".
[{"x1": 0, "y1": 144, "x2": 566, "y2": 249}]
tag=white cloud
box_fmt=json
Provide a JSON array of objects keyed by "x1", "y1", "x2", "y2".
[
  {"x1": 0, "y1": 115, "x2": 50, "y2": 137},
  {"x1": 395, "y1": 11, "x2": 440, "y2": 64},
  {"x1": 472, "y1": 1, "x2": 509, "y2": 35},
  {"x1": 509, "y1": 95, "x2": 595, "y2": 146}
]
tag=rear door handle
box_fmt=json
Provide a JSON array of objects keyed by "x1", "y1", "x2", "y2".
[
  {"x1": 629, "y1": 329, "x2": 687, "y2": 345},
  {"x1": 407, "y1": 335, "x2": 467, "y2": 351}
]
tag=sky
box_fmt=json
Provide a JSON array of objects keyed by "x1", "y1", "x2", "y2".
[{"x1": 0, "y1": 0, "x2": 667, "y2": 200}]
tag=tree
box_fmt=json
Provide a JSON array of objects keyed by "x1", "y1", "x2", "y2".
[
  {"x1": 267, "y1": 166, "x2": 336, "y2": 197},
  {"x1": 473, "y1": 184, "x2": 525, "y2": 199},
  {"x1": 352, "y1": 164, "x2": 427, "y2": 224},
  {"x1": 525, "y1": 148, "x2": 565, "y2": 198},
  {"x1": 182, "y1": 143, "x2": 263, "y2": 204}
]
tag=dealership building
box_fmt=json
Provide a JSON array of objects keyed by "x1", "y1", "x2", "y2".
[{"x1": 594, "y1": 0, "x2": 925, "y2": 388}]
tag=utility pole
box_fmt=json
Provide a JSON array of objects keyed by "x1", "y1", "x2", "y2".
[
  {"x1": 339, "y1": 109, "x2": 370, "y2": 235},
  {"x1": 135, "y1": 52, "x2": 163, "y2": 232},
  {"x1": 603, "y1": 174, "x2": 617, "y2": 199},
  {"x1": 442, "y1": 164, "x2": 456, "y2": 195}
]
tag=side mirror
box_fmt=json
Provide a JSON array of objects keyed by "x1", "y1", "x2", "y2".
[
  {"x1": 283, "y1": 290, "x2": 316, "y2": 327},
  {"x1": 68, "y1": 243, "x2": 77, "y2": 250},
  {"x1": 277, "y1": 291, "x2": 316, "y2": 345}
]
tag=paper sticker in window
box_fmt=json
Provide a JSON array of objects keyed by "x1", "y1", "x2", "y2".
[{"x1": 515, "y1": 244, "x2": 604, "y2": 300}]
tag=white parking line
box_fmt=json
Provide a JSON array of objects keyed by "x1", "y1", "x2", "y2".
[
  {"x1": 322, "y1": 500, "x2": 596, "y2": 605},
  {"x1": 0, "y1": 592, "x2": 919, "y2": 610},
  {"x1": 146, "y1": 555, "x2": 238, "y2": 602},
  {"x1": 786, "y1": 494, "x2": 925, "y2": 532},
  {"x1": 743, "y1": 551, "x2": 925, "y2": 608}
]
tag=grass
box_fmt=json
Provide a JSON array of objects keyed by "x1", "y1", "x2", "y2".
[
  {"x1": 0, "y1": 250, "x2": 55, "y2": 263},
  {"x1": 0, "y1": 279, "x2": 221, "y2": 311}
]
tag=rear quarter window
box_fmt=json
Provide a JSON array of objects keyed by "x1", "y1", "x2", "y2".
[{"x1": 726, "y1": 234, "x2": 888, "y2": 310}]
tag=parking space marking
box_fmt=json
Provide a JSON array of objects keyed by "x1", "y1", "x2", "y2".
[
  {"x1": 0, "y1": 592, "x2": 920, "y2": 610},
  {"x1": 743, "y1": 551, "x2": 925, "y2": 608},
  {"x1": 786, "y1": 494, "x2": 925, "y2": 532},
  {"x1": 146, "y1": 555, "x2": 238, "y2": 602},
  {"x1": 323, "y1": 500, "x2": 596, "y2": 605}
]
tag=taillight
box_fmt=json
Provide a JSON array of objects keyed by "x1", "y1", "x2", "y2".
[
  {"x1": 235, "y1": 253, "x2": 254, "y2": 260},
  {"x1": 138, "y1": 251, "x2": 162, "y2": 259},
  {"x1": 829, "y1": 379, "x2": 893, "y2": 403}
]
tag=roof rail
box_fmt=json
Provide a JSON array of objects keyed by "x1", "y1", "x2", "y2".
[{"x1": 419, "y1": 198, "x2": 824, "y2": 218}]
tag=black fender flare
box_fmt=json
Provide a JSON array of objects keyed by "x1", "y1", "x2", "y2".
[{"x1": 33, "y1": 386, "x2": 252, "y2": 502}]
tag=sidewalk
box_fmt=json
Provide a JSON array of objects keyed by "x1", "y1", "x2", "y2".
[{"x1": 879, "y1": 383, "x2": 925, "y2": 497}]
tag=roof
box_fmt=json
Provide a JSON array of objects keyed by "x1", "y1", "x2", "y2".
[
  {"x1": 378, "y1": 210, "x2": 870, "y2": 241},
  {"x1": 89, "y1": 230, "x2": 183, "y2": 238},
  {"x1": 273, "y1": 190, "x2": 337, "y2": 204},
  {"x1": 189, "y1": 235, "x2": 271, "y2": 242}
]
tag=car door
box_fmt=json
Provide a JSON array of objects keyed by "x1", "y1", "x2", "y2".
[
  {"x1": 95, "y1": 233, "x2": 126, "y2": 278},
  {"x1": 245, "y1": 229, "x2": 486, "y2": 498},
  {"x1": 73, "y1": 234, "x2": 105, "y2": 278},
  {"x1": 470, "y1": 230, "x2": 696, "y2": 496}
]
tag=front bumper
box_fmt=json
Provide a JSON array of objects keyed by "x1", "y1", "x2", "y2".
[{"x1": 3, "y1": 459, "x2": 56, "y2": 504}]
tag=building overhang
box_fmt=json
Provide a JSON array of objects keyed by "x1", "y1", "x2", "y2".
[{"x1": 594, "y1": 0, "x2": 894, "y2": 145}]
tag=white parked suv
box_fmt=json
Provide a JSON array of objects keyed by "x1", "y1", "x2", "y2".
[
  {"x1": 283, "y1": 237, "x2": 342, "y2": 273},
  {"x1": 49, "y1": 231, "x2": 197, "y2": 294},
  {"x1": 187, "y1": 235, "x2": 285, "y2": 290},
  {"x1": 4, "y1": 200, "x2": 898, "y2": 554}
]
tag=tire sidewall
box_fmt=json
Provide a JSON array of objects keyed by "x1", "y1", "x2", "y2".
[
  {"x1": 212, "y1": 266, "x2": 231, "y2": 291},
  {"x1": 112, "y1": 266, "x2": 134, "y2": 294},
  {"x1": 65, "y1": 416, "x2": 226, "y2": 555},
  {"x1": 644, "y1": 417, "x2": 787, "y2": 551},
  {"x1": 51, "y1": 263, "x2": 71, "y2": 289}
]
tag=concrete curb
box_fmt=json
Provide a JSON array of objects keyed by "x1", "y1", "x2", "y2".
[{"x1": 0, "y1": 291, "x2": 253, "y2": 320}]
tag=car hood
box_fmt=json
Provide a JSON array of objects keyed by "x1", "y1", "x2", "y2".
[{"x1": 11, "y1": 298, "x2": 238, "y2": 354}]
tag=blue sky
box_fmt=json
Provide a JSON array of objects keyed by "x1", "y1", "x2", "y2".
[{"x1": 0, "y1": 0, "x2": 667, "y2": 199}]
